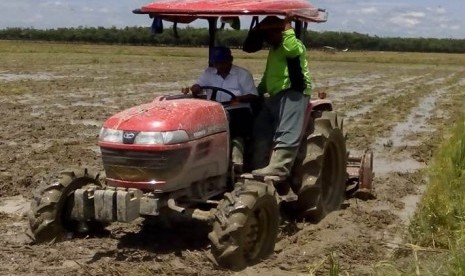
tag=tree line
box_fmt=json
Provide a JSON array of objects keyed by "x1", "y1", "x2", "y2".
[{"x1": 1, "y1": 26, "x2": 464, "y2": 53}]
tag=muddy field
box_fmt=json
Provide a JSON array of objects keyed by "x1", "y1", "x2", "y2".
[{"x1": 0, "y1": 41, "x2": 464, "y2": 275}]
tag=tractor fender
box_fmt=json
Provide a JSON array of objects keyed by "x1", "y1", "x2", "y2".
[{"x1": 310, "y1": 99, "x2": 333, "y2": 112}]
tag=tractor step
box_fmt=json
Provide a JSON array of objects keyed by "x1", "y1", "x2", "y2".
[{"x1": 240, "y1": 173, "x2": 286, "y2": 183}]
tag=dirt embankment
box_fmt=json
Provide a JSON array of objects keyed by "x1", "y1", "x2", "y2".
[{"x1": 1, "y1": 43, "x2": 464, "y2": 275}]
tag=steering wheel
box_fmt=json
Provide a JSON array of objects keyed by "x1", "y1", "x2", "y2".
[{"x1": 198, "y1": 86, "x2": 237, "y2": 105}]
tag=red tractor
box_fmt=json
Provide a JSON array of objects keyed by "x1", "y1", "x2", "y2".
[{"x1": 28, "y1": 0, "x2": 373, "y2": 270}]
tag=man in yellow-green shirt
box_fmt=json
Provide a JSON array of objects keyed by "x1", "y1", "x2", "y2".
[{"x1": 252, "y1": 15, "x2": 312, "y2": 177}]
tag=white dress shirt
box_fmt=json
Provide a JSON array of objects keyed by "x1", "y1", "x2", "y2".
[{"x1": 196, "y1": 65, "x2": 258, "y2": 110}]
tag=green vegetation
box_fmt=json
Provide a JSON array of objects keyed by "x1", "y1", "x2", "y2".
[
  {"x1": 1, "y1": 26, "x2": 465, "y2": 53},
  {"x1": 406, "y1": 116, "x2": 465, "y2": 274}
]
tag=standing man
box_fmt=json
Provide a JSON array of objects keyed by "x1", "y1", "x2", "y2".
[
  {"x1": 251, "y1": 15, "x2": 312, "y2": 177},
  {"x1": 183, "y1": 46, "x2": 258, "y2": 172}
]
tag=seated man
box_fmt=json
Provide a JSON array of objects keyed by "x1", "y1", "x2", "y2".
[{"x1": 182, "y1": 46, "x2": 258, "y2": 172}]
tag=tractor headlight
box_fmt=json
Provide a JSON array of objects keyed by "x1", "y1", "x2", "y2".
[
  {"x1": 99, "y1": 128, "x2": 189, "y2": 145},
  {"x1": 162, "y1": 130, "x2": 189, "y2": 144},
  {"x1": 134, "y1": 131, "x2": 164, "y2": 145},
  {"x1": 99, "y1": 128, "x2": 123, "y2": 143},
  {"x1": 136, "y1": 130, "x2": 189, "y2": 144}
]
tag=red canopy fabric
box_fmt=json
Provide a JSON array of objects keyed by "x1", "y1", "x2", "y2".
[{"x1": 135, "y1": 0, "x2": 327, "y2": 23}]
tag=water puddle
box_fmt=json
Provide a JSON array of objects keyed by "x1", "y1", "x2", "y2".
[
  {"x1": 340, "y1": 75, "x2": 431, "y2": 119},
  {"x1": 396, "y1": 185, "x2": 427, "y2": 224},
  {"x1": 425, "y1": 77, "x2": 446, "y2": 85},
  {"x1": 374, "y1": 156, "x2": 425, "y2": 175},
  {"x1": 321, "y1": 75, "x2": 384, "y2": 101},
  {"x1": 0, "y1": 196, "x2": 32, "y2": 245},
  {"x1": 376, "y1": 89, "x2": 444, "y2": 149},
  {"x1": 370, "y1": 88, "x2": 447, "y2": 176},
  {"x1": 0, "y1": 196, "x2": 29, "y2": 215},
  {"x1": 343, "y1": 87, "x2": 391, "y2": 119}
]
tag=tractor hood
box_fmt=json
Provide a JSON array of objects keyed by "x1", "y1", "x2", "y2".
[{"x1": 101, "y1": 96, "x2": 228, "y2": 142}]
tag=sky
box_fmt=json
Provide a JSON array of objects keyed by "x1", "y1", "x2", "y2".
[{"x1": 0, "y1": 0, "x2": 464, "y2": 39}]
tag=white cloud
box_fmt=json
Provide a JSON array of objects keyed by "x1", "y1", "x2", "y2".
[
  {"x1": 360, "y1": 7, "x2": 378, "y2": 14},
  {"x1": 25, "y1": 14, "x2": 44, "y2": 24},
  {"x1": 389, "y1": 11, "x2": 425, "y2": 28},
  {"x1": 389, "y1": 16, "x2": 421, "y2": 28},
  {"x1": 427, "y1": 6, "x2": 446, "y2": 14},
  {"x1": 98, "y1": 8, "x2": 111, "y2": 14},
  {"x1": 347, "y1": 7, "x2": 378, "y2": 15},
  {"x1": 39, "y1": 1, "x2": 65, "y2": 7},
  {"x1": 404, "y1": 12, "x2": 425, "y2": 18},
  {"x1": 82, "y1": 7, "x2": 95, "y2": 12}
]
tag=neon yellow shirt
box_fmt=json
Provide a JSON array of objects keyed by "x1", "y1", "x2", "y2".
[{"x1": 257, "y1": 29, "x2": 312, "y2": 96}]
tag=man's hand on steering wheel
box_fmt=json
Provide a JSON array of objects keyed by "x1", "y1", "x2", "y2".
[
  {"x1": 181, "y1": 84, "x2": 203, "y2": 96},
  {"x1": 190, "y1": 84, "x2": 202, "y2": 95},
  {"x1": 198, "y1": 85, "x2": 237, "y2": 105}
]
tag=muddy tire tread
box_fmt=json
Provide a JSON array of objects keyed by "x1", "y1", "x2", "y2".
[
  {"x1": 28, "y1": 168, "x2": 102, "y2": 243},
  {"x1": 294, "y1": 111, "x2": 347, "y2": 221},
  {"x1": 209, "y1": 181, "x2": 279, "y2": 270}
]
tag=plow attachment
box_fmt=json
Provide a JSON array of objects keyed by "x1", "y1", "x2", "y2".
[{"x1": 346, "y1": 150, "x2": 375, "y2": 199}]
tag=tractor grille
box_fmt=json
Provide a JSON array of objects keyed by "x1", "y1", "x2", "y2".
[{"x1": 101, "y1": 147, "x2": 190, "y2": 182}]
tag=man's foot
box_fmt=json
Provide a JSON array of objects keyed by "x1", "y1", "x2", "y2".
[{"x1": 251, "y1": 147, "x2": 298, "y2": 177}]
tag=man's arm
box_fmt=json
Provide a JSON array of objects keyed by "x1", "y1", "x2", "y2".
[
  {"x1": 186, "y1": 69, "x2": 210, "y2": 96},
  {"x1": 236, "y1": 68, "x2": 258, "y2": 103},
  {"x1": 281, "y1": 15, "x2": 305, "y2": 57}
]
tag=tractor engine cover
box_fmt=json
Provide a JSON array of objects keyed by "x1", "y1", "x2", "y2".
[{"x1": 98, "y1": 96, "x2": 230, "y2": 192}]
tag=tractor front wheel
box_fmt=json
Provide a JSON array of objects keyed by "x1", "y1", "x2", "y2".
[
  {"x1": 28, "y1": 168, "x2": 105, "y2": 243},
  {"x1": 208, "y1": 181, "x2": 279, "y2": 270}
]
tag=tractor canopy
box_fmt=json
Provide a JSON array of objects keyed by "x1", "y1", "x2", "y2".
[
  {"x1": 133, "y1": 0, "x2": 327, "y2": 53},
  {"x1": 133, "y1": 0, "x2": 327, "y2": 23}
]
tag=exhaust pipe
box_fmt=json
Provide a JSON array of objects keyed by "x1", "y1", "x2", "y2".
[
  {"x1": 167, "y1": 198, "x2": 186, "y2": 213},
  {"x1": 167, "y1": 198, "x2": 213, "y2": 221}
]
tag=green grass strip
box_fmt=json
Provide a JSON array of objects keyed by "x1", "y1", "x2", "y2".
[{"x1": 408, "y1": 113, "x2": 465, "y2": 274}]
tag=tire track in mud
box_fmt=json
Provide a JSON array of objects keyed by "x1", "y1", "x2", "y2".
[
  {"x1": 337, "y1": 74, "x2": 433, "y2": 120},
  {"x1": 342, "y1": 71, "x2": 460, "y2": 149},
  {"x1": 360, "y1": 71, "x2": 465, "y2": 264}
]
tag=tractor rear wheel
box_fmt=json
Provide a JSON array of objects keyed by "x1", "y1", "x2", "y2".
[
  {"x1": 28, "y1": 168, "x2": 105, "y2": 243},
  {"x1": 291, "y1": 111, "x2": 347, "y2": 222},
  {"x1": 208, "y1": 181, "x2": 279, "y2": 270}
]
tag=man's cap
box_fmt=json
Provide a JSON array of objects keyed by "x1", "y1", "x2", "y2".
[
  {"x1": 210, "y1": 46, "x2": 232, "y2": 64},
  {"x1": 256, "y1": 16, "x2": 285, "y2": 31}
]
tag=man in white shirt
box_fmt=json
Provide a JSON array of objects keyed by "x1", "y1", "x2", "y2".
[{"x1": 183, "y1": 46, "x2": 259, "y2": 172}]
